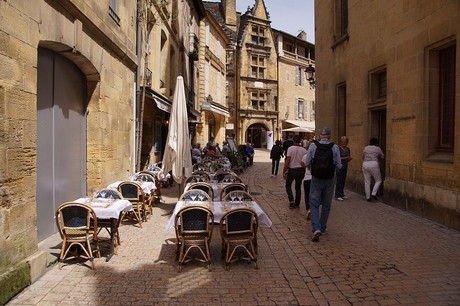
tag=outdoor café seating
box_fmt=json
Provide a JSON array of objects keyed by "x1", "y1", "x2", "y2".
[
  {"x1": 219, "y1": 208, "x2": 258, "y2": 270},
  {"x1": 92, "y1": 188, "x2": 123, "y2": 248},
  {"x1": 174, "y1": 205, "x2": 214, "y2": 272},
  {"x1": 138, "y1": 170, "x2": 162, "y2": 204},
  {"x1": 192, "y1": 162, "x2": 210, "y2": 173},
  {"x1": 221, "y1": 173, "x2": 243, "y2": 183},
  {"x1": 185, "y1": 174, "x2": 210, "y2": 184},
  {"x1": 220, "y1": 183, "x2": 248, "y2": 201},
  {"x1": 55, "y1": 202, "x2": 100, "y2": 270},
  {"x1": 179, "y1": 189, "x2": 212, "y2": 202},
  {"x1": 118, "y1": 181, "x2": 146, "y2": 227},
  {"x1": 222, "y1": 190, "x2": 254, "y2": 202},
  {"x1": 187, "y1": 182, "x2": 214, "y2": 200}
]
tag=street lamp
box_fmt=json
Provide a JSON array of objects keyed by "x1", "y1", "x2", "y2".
[{"x1": 305, "y1": 64, "x2": 316, "y2": 89}]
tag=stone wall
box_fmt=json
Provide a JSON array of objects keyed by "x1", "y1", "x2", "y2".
[
  {"x1": 0, "y1": 0, "x2": 137, "y2": 303},
  {"x1": 315, "y1": 0, "x2": 460, "y2": 229}
]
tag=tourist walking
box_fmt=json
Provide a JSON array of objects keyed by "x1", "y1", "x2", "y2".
[
  {"x1": 270, "y1": 140, "x2": 284, "y2": 177},
  {"x1": 362, "y1": 137, "x2": 385, "y2": 202},
  {"x1": 305, "y1": 127, "x2": 342, "y2": 242},
  {"x1": 283, "y1": 135, "x2": 307, "y2": 208},
  {"x1": 301, "y1": 149, "x2": 312, "y2": 220},
  {"x1": 335, "y1": 136, "x2": 352, "y2": 200}
]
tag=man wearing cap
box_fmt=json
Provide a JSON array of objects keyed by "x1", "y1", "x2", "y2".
[
  {"x1": 304, "y1": 127, "x2": 342, "y2": 242},
  {"x1": 283, "y1": 135, "x2": 307, "y2": 208}
]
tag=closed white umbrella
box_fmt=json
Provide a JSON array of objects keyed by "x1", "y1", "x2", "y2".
[{"x1": 160, "y1": 76, "x2": 192, "y2": 184}]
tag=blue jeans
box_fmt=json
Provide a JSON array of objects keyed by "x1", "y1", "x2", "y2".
[
  {"x1": 309, "y1": 176, "x2": 334, "y2": 233},
  {"x1": 285, "y1": 168, "x2": 305, "y2": 206},
  {"x1": 335, "y1": 167, "x2": 347, "y2": 198}
]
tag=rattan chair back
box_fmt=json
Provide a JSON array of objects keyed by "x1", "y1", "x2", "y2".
[
  {"x1": 55, "y1": 202, "x2": 99, "y2": 269},
  {"x1": 220, "y1": 208, "x2": 258, "y2": 270},
  {"x1": 174, "y1": 205, "x2": 214, "y2": 271},
  {"x1": 222, "y1": 190, "x2": 254, "y2": 202},
  {"x1": 220, "y1": 183, "x2": 248, "y2": 200},
  {"x1": 188, "y1": 182, "x2": 214, "y2": 200},
  {"x1": 179, "y1": 189, "x2": 212, "y2": 202}
]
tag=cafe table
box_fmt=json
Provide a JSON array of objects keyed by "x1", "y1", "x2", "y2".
[
  {"x1": 107, "y1": 180, "x2": 156, "y2": 195},
  {"x1": 164, "y1": 200, "x2": 272, "y2": 234},
  {"x1": 74, "y1": 197, "x2": 132, "y2": 261}
]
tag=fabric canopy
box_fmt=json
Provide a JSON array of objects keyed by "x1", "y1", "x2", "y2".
[
  {"x1": 282, "y1": 126, "x2": 314, "y2": 133},
  {"x1": 160, "y1": 76, "x2": 192, "y2": 183}
]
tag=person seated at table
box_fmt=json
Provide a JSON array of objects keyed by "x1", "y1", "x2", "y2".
[
  {"x1": 192, "y1": 143, "x2": 202, "y2": 164},
  {"x1": 206, "y1": 146, "x2": 217, "y2": 156}
]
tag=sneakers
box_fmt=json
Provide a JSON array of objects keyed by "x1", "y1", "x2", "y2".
[
  {"x1": 336, "y1": 197, "x2": 344, "y2": 201},
  {"x1": 372, "y1": 195, "x2": 379, "y2": 201},
  {"x1": 311, "y1": 230, "x2": 322, "y2": 242},
  {"x1": 289, "y1": 201, "x2": 295, "y2": 208},
  {"x1": 306, "y1": 210, "x2": 311, "y2": 220},
  {"x1": 342, "y1": 196, "x2": 349, "y2": 199},
  {"x1": 270, "y1": 174, "x2": 274, "y2": 177}
]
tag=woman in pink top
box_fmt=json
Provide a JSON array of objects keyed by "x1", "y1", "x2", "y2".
[{"x1": 362, "y1": 137, "x2": 385, "y2": 202}]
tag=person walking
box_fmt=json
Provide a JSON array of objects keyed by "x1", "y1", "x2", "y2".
[
  {"x1": 270, "y1": 140, "x2": 284, "y2": 177},
  {"x1": 362, "y1": 137, "x2": 385, "y2": 202},
  {"x1": 305, "y1": 127, "x2": 342, "y2": 242},
  {"x1": 246, "y1": 143, "x2": 255, "y2": 166},
  {"x1": 301, "y1": 149, "x2": 312, "y2": 220},
  {"x1": 335, "y1": 136, "x2": 352, "y2": 201},
  {"x1": 283, "y1": 135, "x2": 307, "y2": 208}
]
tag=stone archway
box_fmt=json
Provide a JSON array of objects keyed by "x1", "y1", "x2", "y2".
[{"x1": 245, "y1": 123, "x2": 268, "y2": 148}]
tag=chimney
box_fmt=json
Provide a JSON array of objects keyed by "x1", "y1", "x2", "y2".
[
  {"x1": 297, "y1": 30, "x2": 307, "y2": 41},
  {"x1": 222, "y1": 0, "x2": 237, "y2": 31}
]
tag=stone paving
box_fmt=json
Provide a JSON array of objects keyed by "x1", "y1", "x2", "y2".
[{"x1": 7, "y1": 149, "x2": 460, "y2": 305}]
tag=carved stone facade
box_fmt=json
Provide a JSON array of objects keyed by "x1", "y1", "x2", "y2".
[{"x1": 315, "y1": 0, "x2": 460, "y2": 229}]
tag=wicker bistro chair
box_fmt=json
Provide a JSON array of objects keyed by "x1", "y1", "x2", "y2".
[
  {"x1": 219, "y1": 208, "x2": 258, "y2": 270},
  {"x1": 132, "y1": 172, "x2": 157, "y2": 219},
  {"x1": 174, "y1": 205, "x2": 214, "y2": 272},
  {"x1": 193, "y1": 162, "x2": 210, "y2": 173},
  {"x1": 92, "y1": 188, "x2": 123, "y2": 249},
  {"x1": 187, "y1": 182, "x2": 214, "y2": 200},
  {"x1": 118, "y1": 181, "x2": 146, "y2": 228},
  {"x1": 55, "y1": 202, "x2": 100, "y2": 270},
  {"x1": 139, "y1": 170, "x2": 162, "y2": 205},
  {"x1": 185, "y1": 174, "x2": 210, "y2": 184},
  {"x1": 220, "y1": 183, "x2": 248, "y2": 201},
  {"x1": 214, "y1": 169, "x2": 232, "y2": 182},
  {"x1": 221, "y1": 174, "x2": 243, "y2": 183},
  {"x1": 222, "y1": 190, "x2": 254, "y2": 202},
  {"x1": 179, "y1": 189, "x2": 212, "y2": 202}
]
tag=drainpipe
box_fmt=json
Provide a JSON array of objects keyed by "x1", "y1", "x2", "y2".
[{"x1": 135, "y1": 0, "x2": 142, "y2": 172}]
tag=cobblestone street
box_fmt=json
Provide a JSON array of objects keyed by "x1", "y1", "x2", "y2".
[{"x1": 8, "y1": 149, "x2": 460, "y2": 306}]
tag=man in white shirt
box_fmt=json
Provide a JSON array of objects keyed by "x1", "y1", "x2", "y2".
[{"x1": 283, "y1": 135, "x2": 307, "y2": 208}]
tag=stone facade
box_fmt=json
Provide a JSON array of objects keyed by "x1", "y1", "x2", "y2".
[
  {"x1": 196, "y1": 5, "x2": 230, "y2": 148},
  {"x1": 235, "y1": 1, "x2": 278, "y2": 148},
  {"x1": 274, "y1": 29, "x2": 315, "y2": 140},
  {"x1": 315, "y1": 0, "x2": 460, "y2": 229},
  {"x1": 0, "y1": 0, "x2": 137, "y2": 303}
]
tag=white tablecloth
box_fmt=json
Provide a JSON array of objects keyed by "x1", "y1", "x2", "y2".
[
  {"x1": 75, "y1": 198, "x2": 132, "y2": 219},
  {"x1": 107, "y1": 181, "x2": 156, "y2": 195},
  {"x1": 164, "y1": 200, "x2": 272, "y2": 234}
]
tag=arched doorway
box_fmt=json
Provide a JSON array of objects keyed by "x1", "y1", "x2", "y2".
[
  {"x1": 36, "y1": 48, "x2": 87, "y2": 241},
  {"x1": 245, "y1": 124, "x2": 268, "y2": 148}
]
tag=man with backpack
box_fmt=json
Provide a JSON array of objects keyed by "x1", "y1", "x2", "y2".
[{"x1": 304, "y1": 127, "x2": 342, "y2": 242}]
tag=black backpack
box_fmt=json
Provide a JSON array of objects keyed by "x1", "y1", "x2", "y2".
[{"x1": 311, "y1": 141, "x2": 335, "y2": 179}]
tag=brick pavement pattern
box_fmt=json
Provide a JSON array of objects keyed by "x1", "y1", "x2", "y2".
[{"x1": 7, "y1": 150, "x2": 460, "y2": 305}]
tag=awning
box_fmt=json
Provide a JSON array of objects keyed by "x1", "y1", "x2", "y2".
[
  {"x1": 153, "y1": 96, "x2": 171, "y2": 113},
  {"x1": 145, "y1": 88, "x2": 172, "y2": 113},
  {"x1": 282, "y1": 126, "x2": 314, "y2": 132},
  {"x1": 201, "y1": 101, "x2": 230, "y2": 117},
  {"x1": 284, "y1": 119, "x2": 315, "y2": 130},
  {"x1": 188, "y1": 107, "x2": 202, "y2": 120}
]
